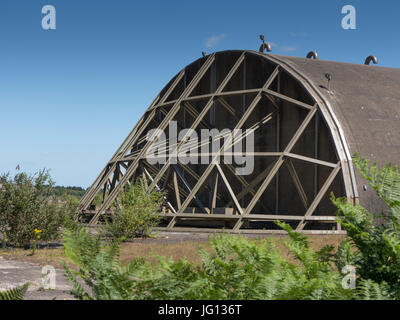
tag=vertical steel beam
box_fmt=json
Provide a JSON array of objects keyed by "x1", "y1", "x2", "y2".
[
  {"x1": 172, "y1": 170, "x2": 181, "y2": 209},
  {"x1": 211, "y1": 172, "x2": 219, "y2": 213},
  {"x1": 314, "y1": 111, "x2": 320, "y2": 214},
  {"x1": 275, "y1": 72, "x2": 281, "y2": 214}
]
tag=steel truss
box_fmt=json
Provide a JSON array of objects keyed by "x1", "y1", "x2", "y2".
[{"x1": 78, "y1": 51, "x2": 354, "y2": 234}]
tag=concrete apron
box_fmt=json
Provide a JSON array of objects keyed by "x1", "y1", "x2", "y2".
[{"x1": 0, "y1": 256, "x2": 74, "y2": 300}]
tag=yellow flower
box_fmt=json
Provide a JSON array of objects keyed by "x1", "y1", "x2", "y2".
[
  {"x1": 5, "y1": 239, "x2": 8, "y2": 242},
  {"x1": 37, "y1": 235, "x2": 40, "y2": 239}
]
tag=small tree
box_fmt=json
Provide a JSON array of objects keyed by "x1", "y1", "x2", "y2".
[
  {"x1": 102, "y1": 179, "x2": 163, "y2": 240},
  {"x1": 0, "y1": 169, "x2": 73, "y2": 247}
]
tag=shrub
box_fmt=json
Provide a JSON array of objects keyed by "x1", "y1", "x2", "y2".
[
  {"x1": 62, "y1": 226, "x2": 139, "y2": 300},
  {"x1": 0, "y1": 169, "x2": 75, "y2": 247},
  {"x1": 102, "y1": 180, "x2": 163, "y2": 240},
  {"x1": 331, "y1": 154, "x2": 400, "y2": 299}
]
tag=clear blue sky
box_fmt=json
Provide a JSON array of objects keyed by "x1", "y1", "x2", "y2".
[{"x1": 0, "y1": 0, "x2": 398, "y2": 188}]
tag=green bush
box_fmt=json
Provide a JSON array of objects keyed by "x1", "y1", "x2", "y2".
[
  {"x1": 0, "y1": 169, "x2": 75, "y2": 247},
  {"x1": 51, "y1": 186, "x2": 86, "y2": 198},
  {"x1": 331, "y1": 154, "x2": 400, "y2": 299},
  {"x1": 102, "y1": 180, "x2": 163, "y2": 240},
  {"x1": 62, "y1": 226, "x2": 138, "y2": 300}
]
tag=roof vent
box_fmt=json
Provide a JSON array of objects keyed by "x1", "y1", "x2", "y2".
[
  {"x1": 259, "y1": 35, "x2": 272, "y2": 53},
  {"x1": 325, "y1": 73, "x2": 332, "y2": 92},
  {"x1": 365, "y1": 55, "x2": 378, "y2": 65},
  {"x1": 306, "y1": 51, "x2": 319, "y2": 60}
]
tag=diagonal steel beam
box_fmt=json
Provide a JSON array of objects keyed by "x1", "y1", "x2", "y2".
[
  {"x1": 147, "y1": 52, "x2": 246, "y2": 193},
  {"x1": 216, "y1": 97, "x2": 240, "y2": 122},
  {"x1": 79, "y1": 91, "x2": 161, "y2": 202},
  {"x1": 80, "y1": 107, "x2": 158, "y2": 210},
  {"x1": 285, "y1": 158, "x2": 309, "y2": 210},
  {"x1": 296, "y1": 162, "x2": 341, "y2": 230},
  {"x1": 226, "y1": 160, "x2": 276, "y2": 207},
  {"x1": 142, "y1": 165, "x2": 176, "y2": 214},
  {"x1": 144, "y1": 162, "x2": 190, "y2": 199},
  {"x1": 223, "y1": 162, "x2": 270, "y2": 212},
  {"x1": 232, "y1": 105, "x2": 318, "y2": 230},
  {"x1": 233, "y1": 157, "x2": 284, "y2": 230},
  {"x1": 88, "y1": 54, "x2": 216, "y2": 224},
  {"x1": 174, "y1": 65, "x2": 281, "y2": 217},
  {"x1": 216, "y1": 164, "x2": 244, "y2": 215},
  {"x1": 171, "y1": 164, "x2": 207, "y2": 213},
  {"x1": 82, "y1": 70, "x2": 186, "y2": 211},
  {"x1": 284, "y1": 153, "x2": 337, "y2": 168},
  {"x1": 115, "y1": 70, "x2": 185, "y2": 160},
  {"x1": 263, "y1": 88, "x2": 315, "y2": 110},
  {"x1": 145, "y1": 158, "x2": 225, "y2": 203},
  {"x1": 183, "y1": 101, "x2": 211, "y2": 130}
]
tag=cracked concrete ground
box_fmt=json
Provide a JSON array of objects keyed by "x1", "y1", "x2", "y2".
[{"x1": 0, "y1": 255, "x2": 75, "y2": 300}]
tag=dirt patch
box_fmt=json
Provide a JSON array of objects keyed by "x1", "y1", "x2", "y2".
[{"x1": 0, "y1": 246, "x2": 70, "y2": 270}]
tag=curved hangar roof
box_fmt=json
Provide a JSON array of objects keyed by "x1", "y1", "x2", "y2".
[
  {"x1": 267, "y1": 53, "x2": 400, "y2": 213},
  {"x1": 80, "y1": 50, "x2": 400, "y2": 232}
]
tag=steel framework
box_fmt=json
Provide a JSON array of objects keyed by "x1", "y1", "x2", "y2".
[{"x1": 78, "y1": 50, "x2": 359, "y2": 234}]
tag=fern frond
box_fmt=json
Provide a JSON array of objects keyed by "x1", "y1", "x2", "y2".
[
  {"x1": 334, "y1": 238, "x2": 358, "y2": 271},
  {"x1": 356, "y1": 279, "x2": 393, "y2": 300},
  {"x1": 0, "y1": 283, "x2": 29, "y2": 300}
]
